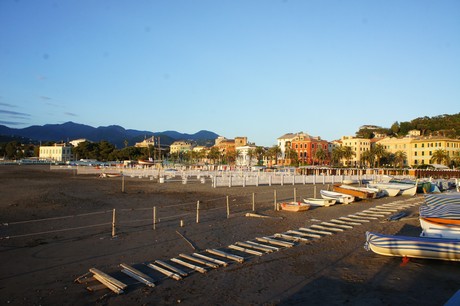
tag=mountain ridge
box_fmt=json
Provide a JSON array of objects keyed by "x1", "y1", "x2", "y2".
[{"x1": 0, "y1": 122, "x2": 219, "y2": 147}]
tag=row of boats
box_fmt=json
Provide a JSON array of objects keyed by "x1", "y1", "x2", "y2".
[{"x1": 365, "y1": 192, "x2": 460, "y2": 262}]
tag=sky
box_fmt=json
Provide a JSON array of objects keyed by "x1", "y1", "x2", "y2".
[{"x1": 0, "y1": 0, "x2": 459, "y2": 146}]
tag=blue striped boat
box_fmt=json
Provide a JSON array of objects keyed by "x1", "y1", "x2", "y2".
[
  {"x1": 424, "y1": 193, "x2": 460, "y2": 206},
  {"x1": 364, "y1": 231, "x2": 460, "y2": 261}
]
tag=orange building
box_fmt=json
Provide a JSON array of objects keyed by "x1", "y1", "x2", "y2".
[{"x1": 290, "y1": 132, "x2": 330, "y2": 165}]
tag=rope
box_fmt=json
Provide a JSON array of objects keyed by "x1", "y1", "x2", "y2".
[{"x1": 1, "y1": 222, "x2": 111, "y2": 239}]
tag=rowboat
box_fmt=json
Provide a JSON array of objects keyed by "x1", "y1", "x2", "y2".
[
  {"x1": 332, "y1": 184, "x2": 375, "y2": 200},
  {"x1": 320, "y1": 190, "x2": 355, "y2": 204},
  {"x1": 303, "y1": 198, "x2": 336, "y2": 207},
  {"x1": 419, "y1": 218, "x2": 460, "y2": 239},
  {"x1": 279, "y1": 201, "x2": 310, "y2": 212},
  {"x1": 364, "y1": 231, "x2": 460, "y2": 261},
  {"x1": 367, "y1": 184, "x2": 400, "y2": 197},
  {"x1": 369, "y1": 183, "x2": 416, "y2": 196}
]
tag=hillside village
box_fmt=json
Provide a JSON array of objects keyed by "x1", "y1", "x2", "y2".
[{"x1": 14, "y1": 125, "x2": 460, "y2": 170}]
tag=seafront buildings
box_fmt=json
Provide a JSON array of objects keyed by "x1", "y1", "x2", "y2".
[{"x1": 39, "y1": 143, "x2": 73, "y2": 162}]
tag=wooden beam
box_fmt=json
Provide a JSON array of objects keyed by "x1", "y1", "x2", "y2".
[
  {"x1": 348, "y1": 214, "x2": 378, "y2": 220},
  {"x1": 235, "y1": 241, "x2": 274, "y2": 253},
  {"x1": 287, "y1": 230, "x2": 321, "y2": 239},
  {"x1": 206, "y1": 249, "x2": 245, "y2": 263},
  {"x1": 154, "y1": 260, "x2": 188, "y2": 277},
  {"x1": 311, "y1": 224, "x2": 343, "y2": 232},
  {"x1": 228, "y1": 244, "x2": 264, "y2": 256},
  {"x1": 92, "y1": 274, "x2": 124, "y2": 294},
  {"x1": 274, "y1": 233, "x2": 310, "y2": 243},
  {"x1": 321, "y1": 222, "x2": 352, "y2": 229},
  {"x1": 179, "y1": 254, "x2": 219, "y2": 269},
  {"x1": 244, "y1": 240, "x2": 280, "y2": 251},
  {"x1": 146, "y1": 263, "x2": 182, "y2": 281},
  {"x1": 299, "y1": 227, "x2": 333, "y2": 235},
  {"x1": 339, "y1": 216, "x2": 369, "y2": 223},
  {"x1": 330, "y1": 219, "x2": 361, "y2": 226},
  {"x1": 170, "y1": 258, "x2": 207, "y2": 274},
  {"x1": 120, "y1": 263, "x2": 155, "y2": 288},
  {"x1": 192, "y1": 253, "x2": 228, "y2": 267},
  {"x1": 256, "y1": 236, "x2": 295, "y2": 248},
  {"x1": 89, "y1": 268, "x2": 127, "y2": 290}
]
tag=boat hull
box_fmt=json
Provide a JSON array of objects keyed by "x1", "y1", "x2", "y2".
[
  {"x1": 303, "y1": 198, "x2": 336, "y2": 207},
  {"x1": 365, "y1": 231, "x2": 460, "y2": 261},
  {"x1": 332, "y1": 184, "x2": 374, "y2": 199},
  {"x1": 320, "y1": 190, "x2": 354, "y2": 204},
  {"x1": 280, "y1": 202, "x2": 310, "y2": 212}
]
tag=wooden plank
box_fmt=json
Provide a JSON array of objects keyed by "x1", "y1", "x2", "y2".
[
  {"x1": 298, "y1": 227, "x2": 333, "y2": 236},
  {"x1": 256, "y1": 236, "x2": 295, "y2": 248},
  {"x1": 352, "y1": 213, "x2": 378, "y2": 220},
  {"x1": 373, "y1": 206, "x2": 398, "y2": 212},
  {"x1": 235, "y1": 241, "x2": 274, "y2": 253},
  {"x1": 287, "y1": 230, "x2": 321, "y2": 239},
  {"x1": 120, "y1": 263, "x2": 155, "y2": 288},
  {"x1": 170, "y1": 258, "x2": 207, "y2": 274},
  {"x1": 321, "y1": 221, "x2": 352, "y2": 229},
  {"x1": 206, "y1": 249, "x2": 245, "y2": 263},
  {"x1": 86, "y1": 283, "x2": 107, "y2": 292},
  {"x1": 311, "y1": 224, "x2": 343, "y2": 232},
  {"x1": 154, "y1": 260, "x2": 188, "y2": 277},
  {"x1": 228, "y1": 244, "x2": 264, "y2": 256},
  {"x1": 92, "y1": 274, "x2": 124, "y2": 294},
  {"x1": 192, "y1": 253, "x2": 228, "y2": 267},
  {"x1": 363, "y1": 209, "x2": 391, "y2": 215},
  {"x1": 339, "y1": 216, "x2": 369, "y2": 223},
  {"x1": 146, "y1": 263, "x2": 182, "y2": 281},
  {"x1": 274, "y1": 233, "x2": 310, "y2": 243},
  {"x1": 330, "y1": 218, "x2": 361, "y2": 226},
  {"x1": 242, "y1": 240, "x2": 280, "y2": 252},
  {"x1": 179, "y1": 254, "x2": 219, "y2": 269},
  {"x1": 89, "y1": 268, "x2": 127, "y2": 290},
  {"x1": 358, "y1": 211, "x2": 386, "y2": 217}
]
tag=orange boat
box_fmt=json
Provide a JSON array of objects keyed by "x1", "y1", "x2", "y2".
[{"x1": 279, "y1": 202, "x2": 310, "y2": 212}]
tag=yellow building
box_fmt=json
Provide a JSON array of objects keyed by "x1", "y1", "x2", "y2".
[
  {"x1": 378, "y1": 135, "x2": 460, "y2": 166},
  {"x1": 39, "y1": 143, "x2": 73, "y2": 162},
  {"x1": 170, "y1": 141, "x2": 193, "y2": 154},
  {"x1": 340, "y1": 136, "x2": 372, "y2": 166}
]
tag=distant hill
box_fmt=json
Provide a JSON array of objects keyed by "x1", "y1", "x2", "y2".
[{"x1": 0, "y1": 122, "x2": 219, "y2": 147}]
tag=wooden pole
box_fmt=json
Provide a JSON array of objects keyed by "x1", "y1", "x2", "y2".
[
  {"x1": 112, "y1": 208, "x2": 116, "y2": 237},
  {"x1": 226, "y1": 196, "x2": 230, "y2": 218},
  {"x1": 121, "y1": 175, "x2": 125, "y2": 193},
  {"x1": 274, "y1": 189, "x2": 277, "y2": 211},
  {"x1": 196, "y1": 201, "x2": 200, "y2": 223},
  {"x1": 252, "y1": 193, "x2": 255, "y2": 211},
  {"x1": 153, "y1": 206, "x2": 156, "y2": 230},
  {"x1": 314, "y1": 185, "x2": 317, "y2": 198},
  {"x1": 294, "y1": 188, "x2": 297, "y2": 202}
]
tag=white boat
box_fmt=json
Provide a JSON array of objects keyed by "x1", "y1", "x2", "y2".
[
  {"x1": 370, "y1": 182, "x2": 416, "y2": 196},
  {"x1": 419, "y1": 218, "x2": 460, "y2": 239},
  {"x1": 303, "y1": 198, "x2": 336, "y2": 207},
  {"x1": 365, "y1": 231, "x2": 460, "y2": 261},
  {"x1": 367, "y1": 184, "x2": 400, "y2": 197},
  {"x1": 320, "y1": 190, "x2": 355, "y2": 204}
]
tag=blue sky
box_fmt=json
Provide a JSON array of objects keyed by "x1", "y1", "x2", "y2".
[{"x1": 1, "y1": 0, "x2": 459, "y2": 146}]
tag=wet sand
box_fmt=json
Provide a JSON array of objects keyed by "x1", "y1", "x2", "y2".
[{"x1": 0, "y1": 165, "x2": 459, "y2": 305}]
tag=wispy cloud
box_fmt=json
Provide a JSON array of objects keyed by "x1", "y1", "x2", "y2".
[
  {"x1": 40, "y1": 96, "x2": 52, "y2": 100},
  {"x1": 0, "y1": 102, "x2": 17, "y2": 108},
  {"x1": 64, "y1": 112, "x2": 78, "y2": 117},
  {"x1": 0, "y1": 109, "x2": 31, "y2": 117},
  {"x1": 0, "y1": 120, "x2": 26, "y2": 126},
  {"x1": 37, "y1": 75, "x2": 47, "y2": 81}
]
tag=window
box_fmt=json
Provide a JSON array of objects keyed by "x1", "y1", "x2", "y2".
[{"x1": 415, "y1": 144, "x2": 418, "y2": 148}]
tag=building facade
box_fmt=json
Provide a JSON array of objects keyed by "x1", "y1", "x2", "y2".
[
  {"x1": 39, "y1": 143, "x2": 73, "y2": 162},
  {"x1": 170, "y1": 141, "x2": 193, "y2": 154}
]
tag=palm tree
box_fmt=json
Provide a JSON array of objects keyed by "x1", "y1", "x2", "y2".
[
  {"x1": 267, "y1": 145, "x2": 281, "y2": 166},
  {"x1": 342, "y1": 146, "x2": 355, "y2": 167},
  {"x1": 360, "y1": 150, "x2": 374, "y2": 168},
  {"x1": 254, "y1": 146, "x2": 265, "y2": 166},
  {"x1": 331, "y1": 146, "x2": 344, "y2": 167},
  {"x1": 314, "y1": 147, "x2": 327, "y2": 165},
  {"x1": 394, "y1": 150, "x2": 407, "y2": 168},
  {"x1": 372, "y1": 144, "x2": 387, "y2": 168},
  {"x1": 430, "y1": 149, "x2": 450, "y2": 166},
  {"x1": 285, "y1": 147, "x2": 299, "y2": 166},
  {"x1": 247, "y1": 148, "x2": 256, "y2": 167},
  {"x1": 207, "y1": 147, "x2": 221, "y2": 165}
]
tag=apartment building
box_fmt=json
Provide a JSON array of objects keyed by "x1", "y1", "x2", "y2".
[{"x1": 39, "y1": 143, "x2": 73, "y2": 162}]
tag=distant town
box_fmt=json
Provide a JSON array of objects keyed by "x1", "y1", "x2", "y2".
[{"x1": 2, "y1": 122, "x2": 460, "y2": 170}]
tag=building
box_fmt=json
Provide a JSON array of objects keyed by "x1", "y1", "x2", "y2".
[
  {"x1": 277, "y1": 133, "x2": 297, "y2": 161},
  {"x1": 214, "y1": 136, "x2": 248, "y2": 155},
  {"x1": 291, "y1": 132, "x2": 329, "y2": 165},
  {"x1": 39, "y1": 143, "x2": 73, "y2": 162},
  {"x1": 69, "y1": 138, "x2": 90, "y2": 147},
  {"x1": 377, "y1": 135, "x2": 460, "y2": 167},
  {"x1": 340, "y1": 136, "x2": 372, "y2": 166},
  {"x1": 170, "y1": 141, "x2": 193, "y2": 154},
  {"x1": 135, "y1": 136, "x2": 158, "y2": 148},
  {"x1": 235, "y1": 144, "x2": 258, "y2": 168}
]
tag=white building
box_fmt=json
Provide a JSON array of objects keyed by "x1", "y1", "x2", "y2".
[
  {"x1": 39, "y1": 143, "x2": 73, "y2": 162},
  {"x1": 235, "y1": 145, "x2": 258, "y2": 168}
]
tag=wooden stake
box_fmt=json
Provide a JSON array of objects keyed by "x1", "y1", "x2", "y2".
[
  {"x1": 111, "y1": 209, "x2": 116, "y2": 238},
  {"x1": 294, "y1": 188, "x2": 297, "y2": 202},
  {"x1": 153, "y1": 206, "x2": 157, "y2": 230},
  {"x1": 176, "y1": 231, "x2": 196, "y2": 250},
  {"x1": 121, "y1": 175, "x2": 125, "y2": 193},
  {"x1": 206, "y1": 249, "x2": 244, "y2": 263},
  {"x1": 146, "y1": 263, "x2": 182, "y2": 281},
  {"x1": 314, "y1": 185, "x2": 317, "y2": 198},
  {"x1": 154, "y1": 260, "x2": 188, "y2": 277},
  {"x1": 196, "y1": 201, "x2": 200, "y2": 223},
  {"x1": 179, "y1": 254, "x2": 219, "y2": 269},
  {"x1": 120, "y1": 263, "x2": 155, "y2": 288},
  {"x1": 274, "y1": 189, "x2": 277, "y2": 211},
  {"x1": 170, "y1": 258, "x2": 207, "y2": 274},
  {"x1": 226, "y1": 196, "x2": 230, "y2": 218},
  {"x1": 252, "y1": 193, "x2": 255, "y2": 211},
  {"x1": 192, "y1": 253, "x2": 228, "y2": 267}
]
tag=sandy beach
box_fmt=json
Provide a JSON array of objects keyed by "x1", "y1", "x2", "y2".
[{"x1": 1, "y1": 165, "x2": 459, "y2": 305}]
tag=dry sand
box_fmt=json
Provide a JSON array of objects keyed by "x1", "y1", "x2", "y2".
[{"x1": 0, "y1": 165, "x2": 459, "y2": 305}]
